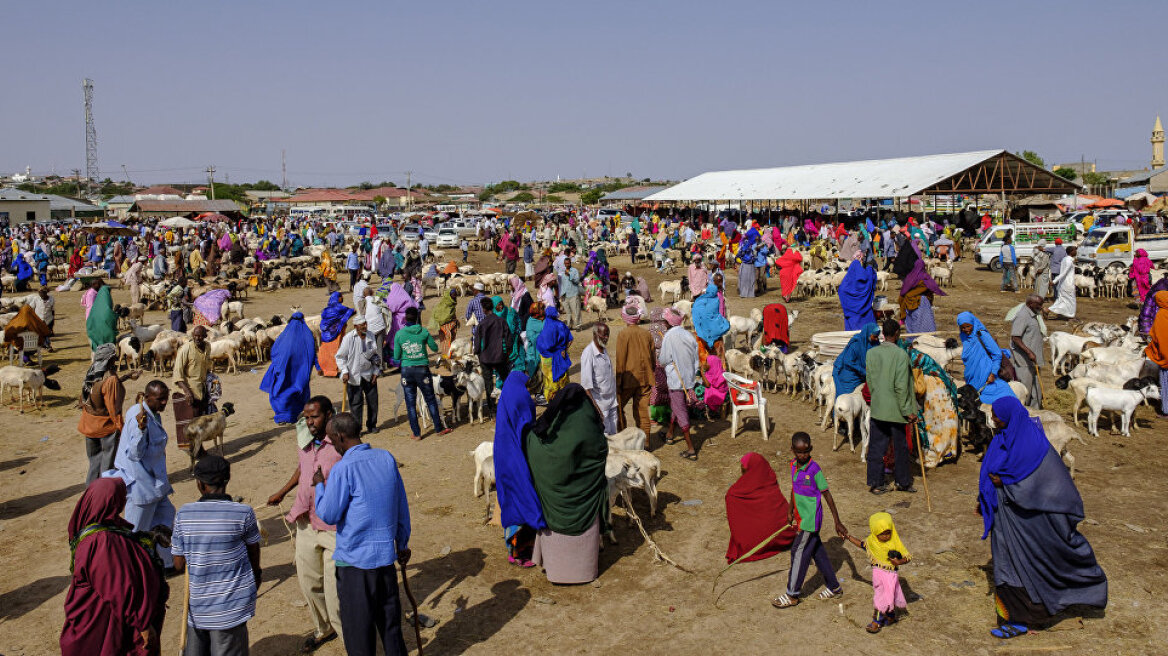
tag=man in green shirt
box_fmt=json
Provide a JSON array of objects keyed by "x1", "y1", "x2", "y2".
[
  {"x1": 392, "y1": 307, "x2": 451, "y2": 440},
  {"x1": 864, "y1": 320, "x2": 918, "y2": 495}
]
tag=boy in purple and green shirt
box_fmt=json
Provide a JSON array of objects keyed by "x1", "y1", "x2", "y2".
[{"x1": 773, "y1": 432, "x2": 851, "y2": 609}]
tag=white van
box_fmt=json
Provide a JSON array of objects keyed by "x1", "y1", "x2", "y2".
[
  {"x1": 1076, "y1": 225, "x2": 1168, "y2": 268},
  {"x1": 976, "y1": 222, "x2": 1082, "y2": 271}
]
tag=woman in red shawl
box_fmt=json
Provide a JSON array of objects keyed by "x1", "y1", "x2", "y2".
[
  {"x1": 776, "y1": 245, "x2": 803, "y2": 302},
  {"x1": 725, "y1": 452, "x2": 797, "y2": 562},
  {"x1": 68, "y1": 249, "x2": 84, "y2": 277},
  {"x1": 61, "y1": 478, "x2": 167, "y2": 656}
]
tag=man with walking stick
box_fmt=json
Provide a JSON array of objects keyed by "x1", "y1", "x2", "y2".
[
  {"x1": 313, "y1": 412, "x2": 414, "y2": 656},
  {"x1": 864, "y1": 320, "x2": 919, "y2": 495}
]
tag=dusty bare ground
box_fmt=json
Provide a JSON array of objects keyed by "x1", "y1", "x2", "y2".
[{"x1": 2, "y1": 247, "x2": 1166, "y2": 656}]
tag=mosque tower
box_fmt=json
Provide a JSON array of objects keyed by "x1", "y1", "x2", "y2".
[{"x1": 1154, "y1": 116, "x2": 1165, "y2": 169}]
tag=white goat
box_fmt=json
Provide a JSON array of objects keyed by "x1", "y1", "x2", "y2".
[{"x1": 1086, "y1": 380, "x2": 1161, "y2": 437}]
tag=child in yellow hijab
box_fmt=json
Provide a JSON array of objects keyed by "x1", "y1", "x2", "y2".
[{"x1": 845, "y1": 512, "x2": 911, "y2": 634}]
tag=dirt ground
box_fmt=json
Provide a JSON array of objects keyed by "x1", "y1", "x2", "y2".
[{"x1": 2, "y1": 246, "x2": 1166, "y2": 656}]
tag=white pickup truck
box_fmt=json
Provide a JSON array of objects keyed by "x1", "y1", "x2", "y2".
[
  {"x1": 975, "y1": 222, "x2": 1082, "y2": 270},
  {"x1": 1076, "y1": 225, "x2": 1168, "y2": 267}
]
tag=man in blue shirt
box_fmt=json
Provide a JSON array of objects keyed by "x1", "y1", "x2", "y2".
[
  {"x1": 172, "y1": 455, "x2": 262, "y2": 656},
  {"x1": 346, "y1": 244, "x2": 361, "y2": 291},
  {"x1": 559, "y1": 257, "x2": 582, "y2": 331},
  {"x1": 314, "y1": 413, "x2": 411, "y2": 656}
]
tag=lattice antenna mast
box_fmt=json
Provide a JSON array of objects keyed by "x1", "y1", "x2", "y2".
[{"x1": 83, "y1": 78, "x2": 100, "y2": 191}]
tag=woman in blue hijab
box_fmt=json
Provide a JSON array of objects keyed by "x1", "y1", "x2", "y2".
[
  {"x1": 838, "y1": 257, "x2": 876, "y2": 330},
  {"x1": 956, "y1": 311, "x2": 1016, "y2": 404},
  {"x1": 536, "y1": 306, "x2": 573, "y2": 400},
  {"x1": 14, "y1": 254, "x2": 33, "y2": 292},
  {"x1": 318, "y1": 292, "x2": 354, "y2": 377},
  {"x1": 494, "y1": 371, "x2": 546, "y2": 566},
  {"x1": 979, "y1": 396, "x2": 1107, "y2": 639},
  {"x1": 831, "y1": 322, "x2": 881, "y2": 396},
  {"x1": 260, "y1": 312, "x2": 320, "y2": 423},
  {"x1": 692, "y1": 282, "x2": 730, "y2": 362}
]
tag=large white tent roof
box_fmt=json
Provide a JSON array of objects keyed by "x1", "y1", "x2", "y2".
[{"x1": 645, "y1": 149, "x2": 1075, "y2": 201}]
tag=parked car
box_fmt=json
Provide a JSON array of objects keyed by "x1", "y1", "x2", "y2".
[{"x1": 436, "y1": 228, "x2": 459, "y2": 248}]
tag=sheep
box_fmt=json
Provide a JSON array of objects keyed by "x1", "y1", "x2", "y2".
[
  {"x1": 220, "y1": 300, "x2": 245, "y2": 323},
  {"x1": 471, "y1": 441, "x2": 495, "y2": 497},
  {"x1": 206, "y1": 337, "x2": 241, "y2": 374},
  {"x1": 658, "y1": 279, "x2": 683, "y2": 302},
  {"x1": 780, "y1": 347, "x2": 818, "y2": 396},
  {"x1": 1030, "y1": 409, "x2": 1085, "y2": 477},
  {"x1": 607, "y1": 448, "x2": 662, "y2": 518},
  {"x1": 1086, "y1": 378, "x2": 1161, "y2": 437},
  {"x1": 727, "y1": 315, "x2": 758, "y2": 350},
  {"x1": 0, "y1": 364, "x2": 61, "y2": 413},
  {"x1": 129, "y1": 323, "x2": 166, "y2": 344},
  {"x1": 117, "y1": 336, "x2": 145, "y2": 371},
  {"x1": 183, "y1": 403, "x2": 236, "y2": 469},
  {"x1": 147, "y1": 335, "x2": 184, "y2": 373},
  {"x1": 1048, "y1": 331, "x2": 1103, "y2": 375},
  {"x1": 671, "y1": 300, "x2": 693, "y2": 327},
  {"x1": 824, "y1": 388, "x2": 871, "y2": 458},
  {"x1": 1061, "y1": 359, "x2": 1148, "y2": 389},
  {"x1": 585, "y1": 295, "x2": 609, "y2": 325},
  {"x1": 1080, "y1": 346, "x2": 1143, "y2": 367},
  {"x1": 607, "y1": 427, "x2": 647, "y2": 452},
  {"x1": 723, "y1": 349, "x2": 762, "y2": 382},
  {"x1": 907, "y1": 335, "x2": 960, "y2": 371},
  {"x1": 456, "y1": 364, "x2": 488, "y2": 424},
  {"x1": 1055, "y1": 376, "x2": 1124, "y2": 426}
]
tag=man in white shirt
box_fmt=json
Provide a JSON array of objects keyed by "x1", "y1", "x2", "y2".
[
  {"x1": 580, "y1": 324, "x2": 618, "y2": 435},
  {"x1": 353, "y1": 274, "x2": 370, "y2": 316},
  {"x1": 362, "y1": 288, "x2": 387, "y2": 360},
  {"x1": 335, "y1": 316, "x2": 381, "y2": 434},
  {"x1": 418, "y1": 237, "x2": 429, "y2": 260}
]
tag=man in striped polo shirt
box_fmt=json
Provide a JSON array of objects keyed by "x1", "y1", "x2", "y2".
[{"x1": 172, "y1": 456, "x2": 262, "y2": 656}]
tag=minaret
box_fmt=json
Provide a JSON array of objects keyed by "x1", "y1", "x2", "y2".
[{"x1": 1154, "y1": 116, "x2": 1165, "y2": 169}]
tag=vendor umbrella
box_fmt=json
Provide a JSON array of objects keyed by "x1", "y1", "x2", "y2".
[
  {"x1": 1088, "y1": 198, "x2": 1124, "y2": 208},
  {"x1": 80, "y1": 220, "x2": 137, "y2": 236},
  {"x1": 160, "y1": 217, "x2": 198, "y2": 228},
  {"x1": 193, "y1": 212, "x2": 231, "y2": 222}
]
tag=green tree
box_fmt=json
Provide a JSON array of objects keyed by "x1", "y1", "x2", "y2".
[
  {"x1": 511, "y1": 191, "x2": 535, "y2": 203},
  {"x1": 1019, "y1": 150, "x2": 1045, "y2": 169},
  {"x1": 580, "y1": 189, "x2": 604, "y2": 204},
  {"x1": 1053, "y1": 167, "x2": 1077, "y2": 181},
  {"x1": 545, "y1": 194, "x2": 565, "y2": 203},
  {"x1": 372, "y1": 195, "x2": 387, "y2": 207},
  {"x1": 248, "y1": 180, "x2": 281, "y2": 191},
  {"x1": 548, "y1": 181, "x2": 581, "y2": 193},
  {"x1": 1081, "y1": 171, "x2": 1110, "y2": 189}
]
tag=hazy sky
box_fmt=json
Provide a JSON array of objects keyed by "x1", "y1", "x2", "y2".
[{"x1": 4, "y1": 1, "x2": 1166, "y2": 188}]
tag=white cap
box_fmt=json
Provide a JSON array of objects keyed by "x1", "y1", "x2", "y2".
[
  {"x1": 353, "y1": 316, "x2": 367, "y2": 325},
  {"x1": 473, "y1": 282, "x2": 485, "y2": 290}
]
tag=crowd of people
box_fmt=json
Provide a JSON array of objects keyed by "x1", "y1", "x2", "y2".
[{"x1": 44, "y1": 202, "x2": 1168, "y2": 654}]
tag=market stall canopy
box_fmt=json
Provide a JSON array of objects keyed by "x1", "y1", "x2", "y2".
[
  {"x1": 644, "y1": 150, "x2": 1081, "y2": 202},
  {"x1": 192, "y1": 212, "x2": 231, "y2": 222},
  {"x1": 160, "y1": 217, "x2": 198, "y2": 228},
  {"x1": 1088, "y1": 198, "x2": 1124, "y2": 208},
  {"x1": 80, "y1": 220, "x2": 136, "y2": 236}
]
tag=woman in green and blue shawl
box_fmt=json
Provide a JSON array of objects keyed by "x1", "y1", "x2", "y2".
[
  {"x1": 897, "y1": 338, "x2": 960, "y2": 468},
  {"x1": 492, "y1": 295, "x2": 526, "y2": 384}
]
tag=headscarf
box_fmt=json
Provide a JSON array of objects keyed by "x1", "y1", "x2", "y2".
[
  {"x1": 832, "y1": 322, "x2": 880, "y2": 395},
  {"x1": 688, "y1": 260, "x2": 709, "y2": 296},
  {"x1": 900, "y1": 257, "x2": 946, "y2": 298},
  {"x1": 1145, "y1": 291, "x2": 1168, "y2": 368},
  {"x1": 494, "y1": 371, "x2": 546, "y2": 530},
  {"x1": 776, "y1": 247, "x2": 803, "y2": 298},
  {"x1": 260, "y1": 312, "x2": 317, "y2": 423},
  {"x1": 1139, "y1": 278, "x2": 1168, "y2": 335},
  {"x1": 428, "y1": 289, "x2": 457, "y2": 333},
  {"x1": 761, "y1": 302, "x2": 790, "y2": 350},
  {"x1": 85, "y1": 286, "x2": 117, "y2": 351},
  {"x1": 82, "y1": 343, "x2": 119, "y2": 402},
  {"x1": 524, "y1": 384, "x2": 609, "y2": 535},
  {"x1": 865, "y1": 512, "x2": 912, "y2": 570},
  {"x1": 724, "y1": 452, "x2": 796, "y2": 563},
  {"x1": 838, "y1": 260, "x2": 876, "y2": 330},
  {"x1": 510, "y1": 275, "x2": 526, "y2": 309},
  {"x1": 620, "y1": 296, "x2": 644, "y2": 325},
  {"x1": 692, "y1": 282, "x2": 730, "y2": 345},
  {"x1": 663, "y1": 307, "x2": 684, "y2": 327},
  {"x1": 978, "y1": 396, "x2": 1053, "y2": 538},
  {"x1": 62, "y1": 478, "x2": 163, "y2": 656},
  {"x1": 957, "y1": 311, "x2": 1015, "y2": 405},
  {"x1": 839, "y1": 233, "x2": 859, "y2": 262},
  {"x1": 536, "y1": 306, "x2": 573, "y2": 381},
  {"x1": 320, "y1": 291, "x2": 355, "y2": 343}
]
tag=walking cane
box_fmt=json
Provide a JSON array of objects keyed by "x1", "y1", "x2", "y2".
[
  {"x1": 178, "y1": 567, "x2": 189, "y2": 655},
  {"x1": 398, "y1": 560, "x2": 424, "y2": 655},
  {"x1": 911, "y1": 422, "x2": 933, "y2": 512},
  {"x1": 340, "y1": 378, "x2": 349, "y2": 413}
]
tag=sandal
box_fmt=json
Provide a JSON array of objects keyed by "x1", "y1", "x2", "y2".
[
  {"x1": 679, "y1": 450, "x2": 698, "y2": 461},
  {"x1": 989, "y1": 623, "x2": 1028, "y2": 639},
  {"x1": 771, "y1": 594, "x2": 800, "y2": 609},
  {"x1": 816, "y1": 588, "x2": 842, "y2": 600},
  {"x1": 869, "y1": 486, "x2": 890, "y2": 496},
  {"x1": 865, "y1": 620, "x2": 883, "y2": 634}
]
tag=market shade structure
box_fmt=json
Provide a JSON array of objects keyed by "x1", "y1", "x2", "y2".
[
  {"x1": 80, "y1": 220, "x2": 136, "y2": 236},
  {"x1": 160, "y1": 217, "x2": 198, "y2": 228},
  {"x1": 644, "y1": 149, "x2": 1080, "y2": 202}
]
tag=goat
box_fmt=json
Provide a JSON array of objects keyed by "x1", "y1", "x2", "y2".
[
  {"x1": 1048, "y1": 331, "x2": 1102, "y2": 374},
  {"x1": 1086, "y1": 378, "x2": 1161, "y2": 437},
  {"x1": 0, "y1": 364, "x2": 61, "y2": 413},
  {"x1": 607, "y1": 448, "x2": 662, "y2": 519},
  {"x1": 471, "y1": 441, "x2": 495, "y2": 497},
  {"x1": 658, "y1": 279, "x2": 683, "y2": 302},
  {"x1": 824, "y1": 388, "x2": 871, "y2": 459},
  {"x1": 910, "y1": 335, "x2": 962, "y2": 371},
  {"x1": 585, "y1": 295, "x2": 609, "y2": 325},
  {"x1": 727, "y1": 315, "x2": 759, "y2": 350},
  {"x1": 183, "y1": 403, "x2": 236, "y2": 470}
]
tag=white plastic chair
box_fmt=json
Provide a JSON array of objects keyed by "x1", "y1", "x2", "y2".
[
  {"x1": 723, "y1": 371, "x2": 768, "y2": 441},
  {"x1": 8, "y1": 332, "x2": 42, "y2": 367}
]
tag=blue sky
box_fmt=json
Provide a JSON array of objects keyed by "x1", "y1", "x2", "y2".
[{"x1": 4, "y1": 1, "x2": 1166, "y2": 187}]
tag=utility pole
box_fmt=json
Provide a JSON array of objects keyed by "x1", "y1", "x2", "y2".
[
  {"x1": 121, "y1": 164, "x2": 130, "y2": 184},
  {"x1": 206, "y1": 165, "x2": 216, "y2": 200},
  {"x1": 71, "y1": 169, "x2": 81, "y2": 218},
  {"x1": 281, "y1": 149, "x2": 287, "y2": 191},
  {"x1": 406, "y1": 170, "x2": 412, "y2": 211}
]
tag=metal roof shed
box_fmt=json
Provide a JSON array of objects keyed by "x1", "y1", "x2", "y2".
[
  {"x1": 600, "y1": 185, "x2": 669, "y2": 202},
  {"x1": 644, "y1": 150, "x2": 1079, "y2": 202}
]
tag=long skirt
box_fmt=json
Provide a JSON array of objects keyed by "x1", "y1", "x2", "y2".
[
  {"x1": 737, "y1": 263, "x2": 757, "y2": 298},
  {"x1": 541, "y1": 356, "x2": 567, "y2": 400},
  {"x1": 904, "y1": 296, "x2": 936, "y2": 333},
  {"x1": 318, "y1": 330, "x2": 343, "y2": 377},
  {"x1": 920, "y1": 375, "x2": 959, "y2": 468},
  {"x1": 532, "y1": 516, "x2": 600, "y2": 584},
  {"x1": 697, "y1": 337, "x2": 721, "y2": 372},
  {"x1": 438, "y1": 321, "x2": 458, "y2": 358}
]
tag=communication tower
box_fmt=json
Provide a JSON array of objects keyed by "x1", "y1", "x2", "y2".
[{"x1": 83, "y1": 78, "x2": 100, "y2": 190}]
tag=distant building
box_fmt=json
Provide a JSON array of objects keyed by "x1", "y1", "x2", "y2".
[
  {"x1": 130, "y1": 198, "x2": 242, "y2": 218},
  {"x1": 1153, "y1": 116, "x2": 1165, "y2": 170},
  {"x1": 0, "y1": 188, "x2": 51, "y2": 223},
  {"x1": 1120, "y1": 166, "x2": 1168, "y2": 195}
]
